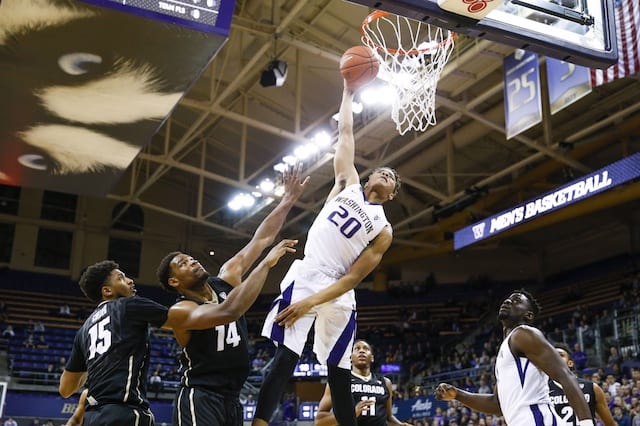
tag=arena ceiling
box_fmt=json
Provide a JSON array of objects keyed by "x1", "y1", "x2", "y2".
[{"x1": 4, "y1": 0, "x2": 640, "y2": 272}]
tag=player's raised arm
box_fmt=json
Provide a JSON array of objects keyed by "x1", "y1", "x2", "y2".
[
  {"x1": 218, "y1": 165, "x2": 309, "y2": 287},
  {"x1": 166, "y1": 239, "x2": 298, "y2": 331},
  {"x1": 326, "y1": 84, "x2": 360, "y2": 202}
]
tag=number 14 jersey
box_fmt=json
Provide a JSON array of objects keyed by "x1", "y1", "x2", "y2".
[{"x1": 305, "y1": 184, "x2": 389, "y2": 278}]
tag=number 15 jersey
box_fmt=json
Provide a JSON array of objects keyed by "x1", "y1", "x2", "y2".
[
  {"x1": 66, "y1": 296, "x2": 168, "y2": 408},
  {"x1": 304, "y1": 184, "x2": 389, "y2": 278}
]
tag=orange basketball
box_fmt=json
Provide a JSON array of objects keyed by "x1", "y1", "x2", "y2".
[{"x1": 339, "y1": 46, "x2": 379, "y2": 90}]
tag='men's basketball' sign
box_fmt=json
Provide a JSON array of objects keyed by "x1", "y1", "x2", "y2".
[{"x1": 454, "y1": 152, "x2": 640, "y2": 250}]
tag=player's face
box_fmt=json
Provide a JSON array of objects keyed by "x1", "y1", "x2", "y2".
[
  {"x1": 105, "y1": 268, "x2": 136, "y2": 298},
  {"x1": 555, "y1": 348, "x2": 574, "y2": 369},
  {"x1": 497, "y1": 292, "x2": 532, "y2": 323},
  {"x1": 169, "y1": 253, "x2": 209, "y2": 288},
  {"x1": 351, "y1": 340, "x2": 373, "y2": 368},
  {"x1": 366, "y1": 168, "x2": 397, "y2": 200}
]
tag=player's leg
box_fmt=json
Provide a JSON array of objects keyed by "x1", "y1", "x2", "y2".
[
  {"x1": 253, "y1": 345, "x2": 301, "y2": 426},
  {"x1": 314, "y1": 304, "x2": 357, "y2": 426},
  {"x1": 255, "y1": 264, "x2": 316, "y2": 426},
  {"x1": 83, "y1": 404, "x2": 155, "y2": 426},
  {"x1": 173, "y1": 386, "x2": 225, "y2": 425}
]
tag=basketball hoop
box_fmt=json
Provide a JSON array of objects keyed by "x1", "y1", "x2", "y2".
[{"x1": 361, "y1": 11, "x2": 456, "y2": 135}]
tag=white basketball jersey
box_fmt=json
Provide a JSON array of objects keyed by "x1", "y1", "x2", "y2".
[
  {"x1": 303, "y1": 184, "x2": 389, "y2": 278},
  {"x1": 496, "y1": 325, "x2": 561, "y2": 425}
]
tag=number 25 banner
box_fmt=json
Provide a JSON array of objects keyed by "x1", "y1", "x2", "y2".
[{"x1": 503, "y1": 50, "x2": 542, "y2": 139}]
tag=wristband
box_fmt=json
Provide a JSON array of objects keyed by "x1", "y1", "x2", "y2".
[{"x1": 578, "y1": 420, "x2": 595, "y2": 426}]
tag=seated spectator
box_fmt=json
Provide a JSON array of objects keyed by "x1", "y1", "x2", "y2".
[
  {"x1": 42, "y1": 363, "x2": 59, "y2": 386},
  {"x1": 149, "y1": 371, "x2": 163, "y2": 399},
  {"x1": 571, "y1": 343, "x2": 587, "y2": 371},
  {"x1": 3, "y1": 417, "x2": 18, "y2": 426},
  {"x1": 59, "y1": 304, "x2": 72, "y2": 317},
  {"x1": 608, "y1": 346, "x2": 623, "y2": 368},
  {"x1": 613, "y1": 404, "x2": 631, "y2": 426},
  {"x1": 57, "y1": 356, "x2": 66, "y2": 375},
  {"x1": 2, "y1": 324, "x2": 15, "y2": 338},
  {"x1": 33, "y1": 321, "x2": 45, "y2": 334},
  {"x1": 0, "y1": 301, "x2": 8, "y2": 323},
  {"x1": 35, "y1": 334, "x2": 49, "y2": 349},
  {"x1": 23, "y1": 333, "x2": 35, "y2": 349}
]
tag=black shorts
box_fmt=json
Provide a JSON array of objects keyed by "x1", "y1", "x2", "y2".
[
  {"x1": 84, "y1": 404, "x2": 155, "y2": 426},
  {"x1": 173, "y1": 387, "x2": 242, "y2": 426}
]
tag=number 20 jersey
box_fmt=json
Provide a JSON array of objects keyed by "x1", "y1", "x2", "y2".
[
  {"x1": 66, "y1": 296, "x2": 168, "y2": 408},
  {"x1": 304, "y1": 184, "x2": 389, "y2": 277}
]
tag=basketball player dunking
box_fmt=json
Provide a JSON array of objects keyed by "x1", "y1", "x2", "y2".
[
  {"x1": 253, "y1": 82, "x2": 401, "y2": 426},
  {"x1": 435, "y1": 290, "x2": 595, "y2": 426},
  {"x1": 315, "y1": 339, "x2": 411, "y2": 426}
]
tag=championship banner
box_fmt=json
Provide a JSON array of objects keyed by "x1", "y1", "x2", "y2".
[
  {"x1": 547, "y1": 58, "x2": 592, "y2": 115},
  {"x1": 504, "y1": 50, "x2": 542, "y2": 139},
  {"x1": 454, "y1": 153, "x2": 640, "y2": 250}
]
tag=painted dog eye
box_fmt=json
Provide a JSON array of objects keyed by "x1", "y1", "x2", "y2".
[
  {"x1": 18, "y1": 154, "x2": 48, "y2": 171},
  {"x1": 58, "y1": 53, "x2": 102, "y2": 76}
]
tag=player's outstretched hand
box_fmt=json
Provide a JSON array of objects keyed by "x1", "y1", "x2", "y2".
[
  {"x1": 264, "y1": 239, "x2": 298, "y2": 268},
  {"x1": 282, "y1": 163, "x2": 310, "y2": 203},
  {"x1": 275, "y1": 297, "x2": 313, "y2": 328},
  {"x1": 434, "y1": 383, "x2": 457, "y2": 401}
]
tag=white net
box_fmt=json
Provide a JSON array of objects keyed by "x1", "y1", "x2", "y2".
[{"x1": 362, "y1": 11, "x2": 455, "y2": 135}]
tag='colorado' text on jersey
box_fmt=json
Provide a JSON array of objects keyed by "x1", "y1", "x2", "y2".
[
  {"x1": 351, "y1": 372, "x2": 389, "y2": 426},
  {"x1": 304, "y1": 184, "x2": 389, "y2": 277},
  {"x1": 548, "y1": 378, "x2": 596, "y2": 425}
]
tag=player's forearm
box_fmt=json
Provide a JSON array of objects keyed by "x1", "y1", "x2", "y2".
[
  {"x1": 307, "y1": 275, "x2": 359, "y2": 307},
  {"x1": 208, "y1": 261, "x2": 271, "y2": 321},
  {"x1": 453, "y1": 389, "x2": 502, "y2": 416},
  {"x1": 252, "y1": 196, "x2": 296, "y2": 243},
  {"x1": 388, "y1": 415, "x2": 407, "y2": 425},
  {"x1": 314, "y1": 412, "x2": 337, "y2": 426},
  {"x1": 338, "y1": 88, "x2": 354, "y2": 133}
]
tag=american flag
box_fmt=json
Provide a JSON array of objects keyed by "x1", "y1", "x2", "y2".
[{"x1": 590, "y1": 0, "x2": 640, "y2": 86}]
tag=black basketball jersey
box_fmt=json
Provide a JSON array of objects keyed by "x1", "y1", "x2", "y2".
[
  {"x1": 66, "y1": 296, "x2": 168, "y2": 408},
  {"x1": 177, "y1": 276, "x2": 250, "y2": 396},
  {"x1": 548, "y1": 377, "x2": 596, "y2": 425},
  {"x1": 351, "y1": 372, "x2": 389, "y2": 426}
]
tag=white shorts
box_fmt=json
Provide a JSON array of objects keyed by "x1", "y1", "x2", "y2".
[
  {"x1": 261, "y1": 259, "x2": 357, "y2": 369},
  {"x1": 504, "y1": 403, "x2": 566, "y2": 425}
]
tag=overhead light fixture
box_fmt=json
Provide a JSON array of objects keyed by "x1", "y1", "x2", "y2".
[{"x1": 260, "y1": 60, "x2": 288, "y2": 88}]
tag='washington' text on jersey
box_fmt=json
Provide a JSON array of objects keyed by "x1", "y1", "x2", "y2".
[
  {"x1": 333, "y1": 196, "x2": 374, "y2": 233},
  {"x1": 304, "y1": 184, "x2": 388, "y2": 278}
]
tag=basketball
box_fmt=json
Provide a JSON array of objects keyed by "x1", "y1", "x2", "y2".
[{"x1": 339, "y1": 46, "x2": 379, "y2": 89}]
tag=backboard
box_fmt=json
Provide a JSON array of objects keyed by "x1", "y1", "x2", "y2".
[{"x1": 348, "y1": 0, "x2": 617, "y2": 68}]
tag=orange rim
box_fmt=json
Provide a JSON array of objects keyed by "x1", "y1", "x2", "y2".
[{"x1": 361, "y1": 10, "x2": 456, "y2": 56}]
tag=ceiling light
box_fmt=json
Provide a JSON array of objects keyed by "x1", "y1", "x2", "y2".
[
  {"x1": 259, "y1": 179, "x2": 275, "y2": 193},
  {"x1": 313, "y1": 131, "x2": 332, "y2": 147},
  {"x1": 228, "y1": 193, "x2": 255, "y2": 211},
  {"x1": 260, "y1": 60, "x2": 288, "y2": 88},
  {"x1": 282, "y1": 155, "x2": 297, "y2": 166},
  {"x1": 273, "y1": 163, "x2": 287, "y2": 173}
]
